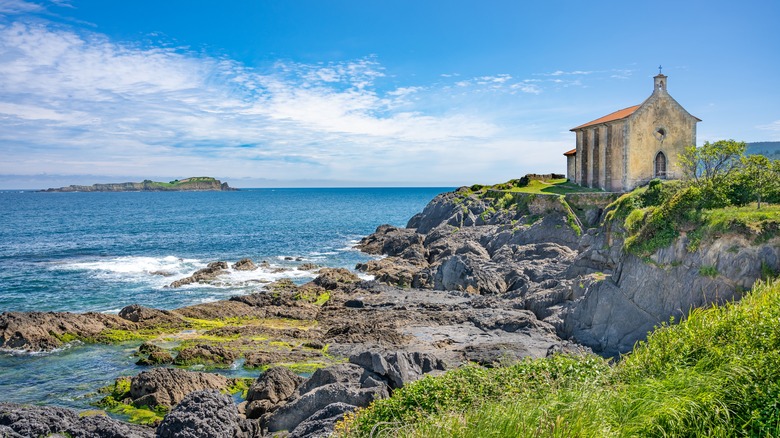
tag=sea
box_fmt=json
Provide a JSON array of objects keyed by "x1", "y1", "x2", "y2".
[{"x1": 0, "y1": 187, "x2": 448, "y2": 410}]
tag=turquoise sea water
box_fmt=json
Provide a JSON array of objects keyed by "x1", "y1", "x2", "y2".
[{"x1": 0, "y1": 188, "x2": 447, "y2": 409}]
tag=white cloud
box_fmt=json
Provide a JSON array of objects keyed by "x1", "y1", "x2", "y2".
[
  {"x1": 3, "y1": 20, "x2": 549, "y2": 187},
  {"x1": 0, "y1": 0, "x2": 42, "y2": 14},
  {"x1": 757, "y1": 120, "x2": 780, "y2": 139},
  {"x1": 758, "y1": 120, "x2": 780, "y2": 131},
  {"x1": 545, "y1": 70, "x2": 593, "y2": 76},
  {"x1": 510, "y1": 82, "x2": 541, "y2": 94}
]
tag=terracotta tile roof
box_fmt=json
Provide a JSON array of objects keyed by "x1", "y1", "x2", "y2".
[
  {"x1": 570, "y1": 104, "x2": 641, "y2": 131},
  {"x1": 563, "y1": 148, "x2": 576, "y2": 156}
]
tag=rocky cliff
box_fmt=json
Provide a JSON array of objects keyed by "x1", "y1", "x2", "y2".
[
  {"x1": 358, "y1": 185, "x2": 780, "y2": 357},
  {"x1": 41, "y1": 177, "x2": 236, "y2": 192}
]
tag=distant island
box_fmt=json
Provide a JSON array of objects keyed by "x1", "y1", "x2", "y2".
[{"x1": 41, "y1": 176, "x2": 237, "y2": 192}]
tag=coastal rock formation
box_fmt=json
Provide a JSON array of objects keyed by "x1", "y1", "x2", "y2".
[
  {"x1": 232, "y1": 258, "x2": 258, "y2": 271},
  {"x1": 357, "y1": 187, "x2": 780, "y2": 357},
  {"x1": 41, "y1": 177, "x2": 236, "y2": 192},
  {"x1": 561, "y1": 231, "x2": 780, "y2": 354},
  {"x1": 0, "y1": 403, "x2": 153, "y2": 438},
  {"x1": 265, "y1": 363, "x2": 389, "y2": 433},
  {"x1": 0, "y1": 311, "x2": 135, "y2": 351},
  {"x1": 349, "y1": 350, "x2": 446, "y2": 389},
  {"x1": 119, "y1": 305, "x2": 187, "y2": 328},
  {"x1": 245, "y1": 367, "x2": 304, "y2": 420},
  {"x1": 0, "y1": 304, "x2": 190, "y2": 351},
  {"x1": 169, "y1": 262, "x2": 229, "y2": 288},
  {"x1": 156, "y1": 390, "x2": 260, "y2": 438},
  {"x1": 288, "y1": 402, "x2": 356, "y2": 438},
  {"x1": 129, "y1": 368, "x2": 229, "y2": 409}
]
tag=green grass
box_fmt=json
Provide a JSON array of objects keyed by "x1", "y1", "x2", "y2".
[
  {"x1": 505, "y1": 178, "x2": 602, "y2": 195},
  {"x1": 339, "y1": 279, "x2": 780, "y2": 437},
  {"x1": 699, "y1": 265, "x2": 719, "y2": 277},
  {"x1": 464, "y1": 177, "x2": 601, "y2": 198},
  {"x1": 610, "y1": 180, "x2": 780, "y2": 256},
  {"x1": 700, "y1": 204, "x2": 780, "y2": 241},
  {"x1": 144, "y1": 177, "x2": 219, "y2": 188}
]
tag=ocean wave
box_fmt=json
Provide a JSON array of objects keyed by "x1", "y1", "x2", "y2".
[
  {"x1": 0, "y1": 341, "x2": 82, "y2": 357},
  {"x1": 309, "y1": 251, "x2": 338, "y2": 256},
  {"x1": 356, "y1": 272, "x2": 375, "y2": 281},
  {"x1": 52, "y1": 255, "x2": 204, "y2": 278}
]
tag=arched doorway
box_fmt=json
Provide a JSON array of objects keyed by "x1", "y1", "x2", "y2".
[{"x1": 655, "y1": 151, "x2": 667, "y2": 178}]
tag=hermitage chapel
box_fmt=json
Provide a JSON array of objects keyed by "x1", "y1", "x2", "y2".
[{"x1": 564, "y1": 71, "x2": 700, "y2": 192}]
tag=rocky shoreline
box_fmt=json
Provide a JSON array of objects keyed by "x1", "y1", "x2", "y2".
[{"x1": 2, "y1": 183, "x2": 778, "y2": 437}]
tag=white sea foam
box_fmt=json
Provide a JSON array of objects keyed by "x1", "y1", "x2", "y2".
[
  {"x1": 52, "y1": 255, "x2": 205, "y2": 287},
  {"x1": 0, "y1": 341, "x2": 82, "y2": 357},
  {"x1": 56, "y1": 255, "x2": 203, "y2": 275}
]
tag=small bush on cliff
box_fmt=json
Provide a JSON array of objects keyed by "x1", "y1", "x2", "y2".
[{"x1": 338, "y1": 279, "x2": 780, "y2": 437}]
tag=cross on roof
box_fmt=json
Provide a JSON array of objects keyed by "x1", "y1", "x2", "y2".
[{"x1": 658, "y1": 65, "x2": 663, "y2": 74}]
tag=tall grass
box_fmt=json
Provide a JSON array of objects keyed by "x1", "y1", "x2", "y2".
[{"x1": 338, "y1": 279, "x2": 780, "y2": 437}]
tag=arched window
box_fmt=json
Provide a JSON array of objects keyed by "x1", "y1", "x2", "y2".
[{"x1": 655, "y1": 151, "x2": 667, "y2": 179}]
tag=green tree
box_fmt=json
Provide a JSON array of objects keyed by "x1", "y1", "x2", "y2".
[
  {"x1": 741, "y1": 154, "x2": 773, "y2": 209},
  {"x1": 678, "y1": 139, "x2": 747, "y2": 186}
]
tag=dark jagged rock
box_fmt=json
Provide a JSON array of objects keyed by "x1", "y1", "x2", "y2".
[
  {"x1": 72, "y1": 413, "x2": 155, "y2": 438},
  {"x1": 232, "y1": 258, "x2": 257, "y2": 271},
  {"x1": 0, "y1": 403, "x2": 153, "y2": 438},
  {"x1": 312, "y1": 268, "x2": 360, "y2": 290},
  {"x1": 349, "y1": 350, "x2": 446, "y2": 389},
  {"x1": 247, "y1": 367, "x2": 303, "y2": 404},
  {"x1": 119, "y1": 305, "x2": 186, "y2": 328},
  {"x1": 156, "y1": 390, "x2": 260, "y2": 438},
  {"x1": 288, "y1": 402, "x2": 357, "y2": 438},
  {"x1": 169, "y1": 262, "x2": 229, "y2": 288},
  {"x1": 265, "y1": 364, "x2": 388, "y2": 433},
  {"x1": 0, "y1": 403, "x2": 78, "y2": 437},
  {"x1": 245, "y1": 367, "x2": 304, "y2": 420}
]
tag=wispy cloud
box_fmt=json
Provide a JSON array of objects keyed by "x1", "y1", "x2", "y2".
[
  {"x1": 0, "y1": 20, "x2": 527, "y2": 186},
  {"x1": 0, "y1": 0, "x2": 42, "y2": 14},
  {"x1": 2, "y1": 8, "x2": 645, "y2": 188},
  {"x1": 757, "y1": 120, "x2": 780, "y2": 139},
  {"x1": 449, "y1": 74, "x2": 541, "y2": 95},
  {"x1": 543, "y1": 70, "x2": 594, "y2": 76}
]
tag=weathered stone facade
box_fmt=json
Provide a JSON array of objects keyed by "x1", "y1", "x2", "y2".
[{"x1": 565, "y1": 73, "x2": 700, "y2": 192}]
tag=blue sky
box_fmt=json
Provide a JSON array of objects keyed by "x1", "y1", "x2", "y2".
[{"x1": 0, "y1": 0, "x2": 778, "y2": 189}]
